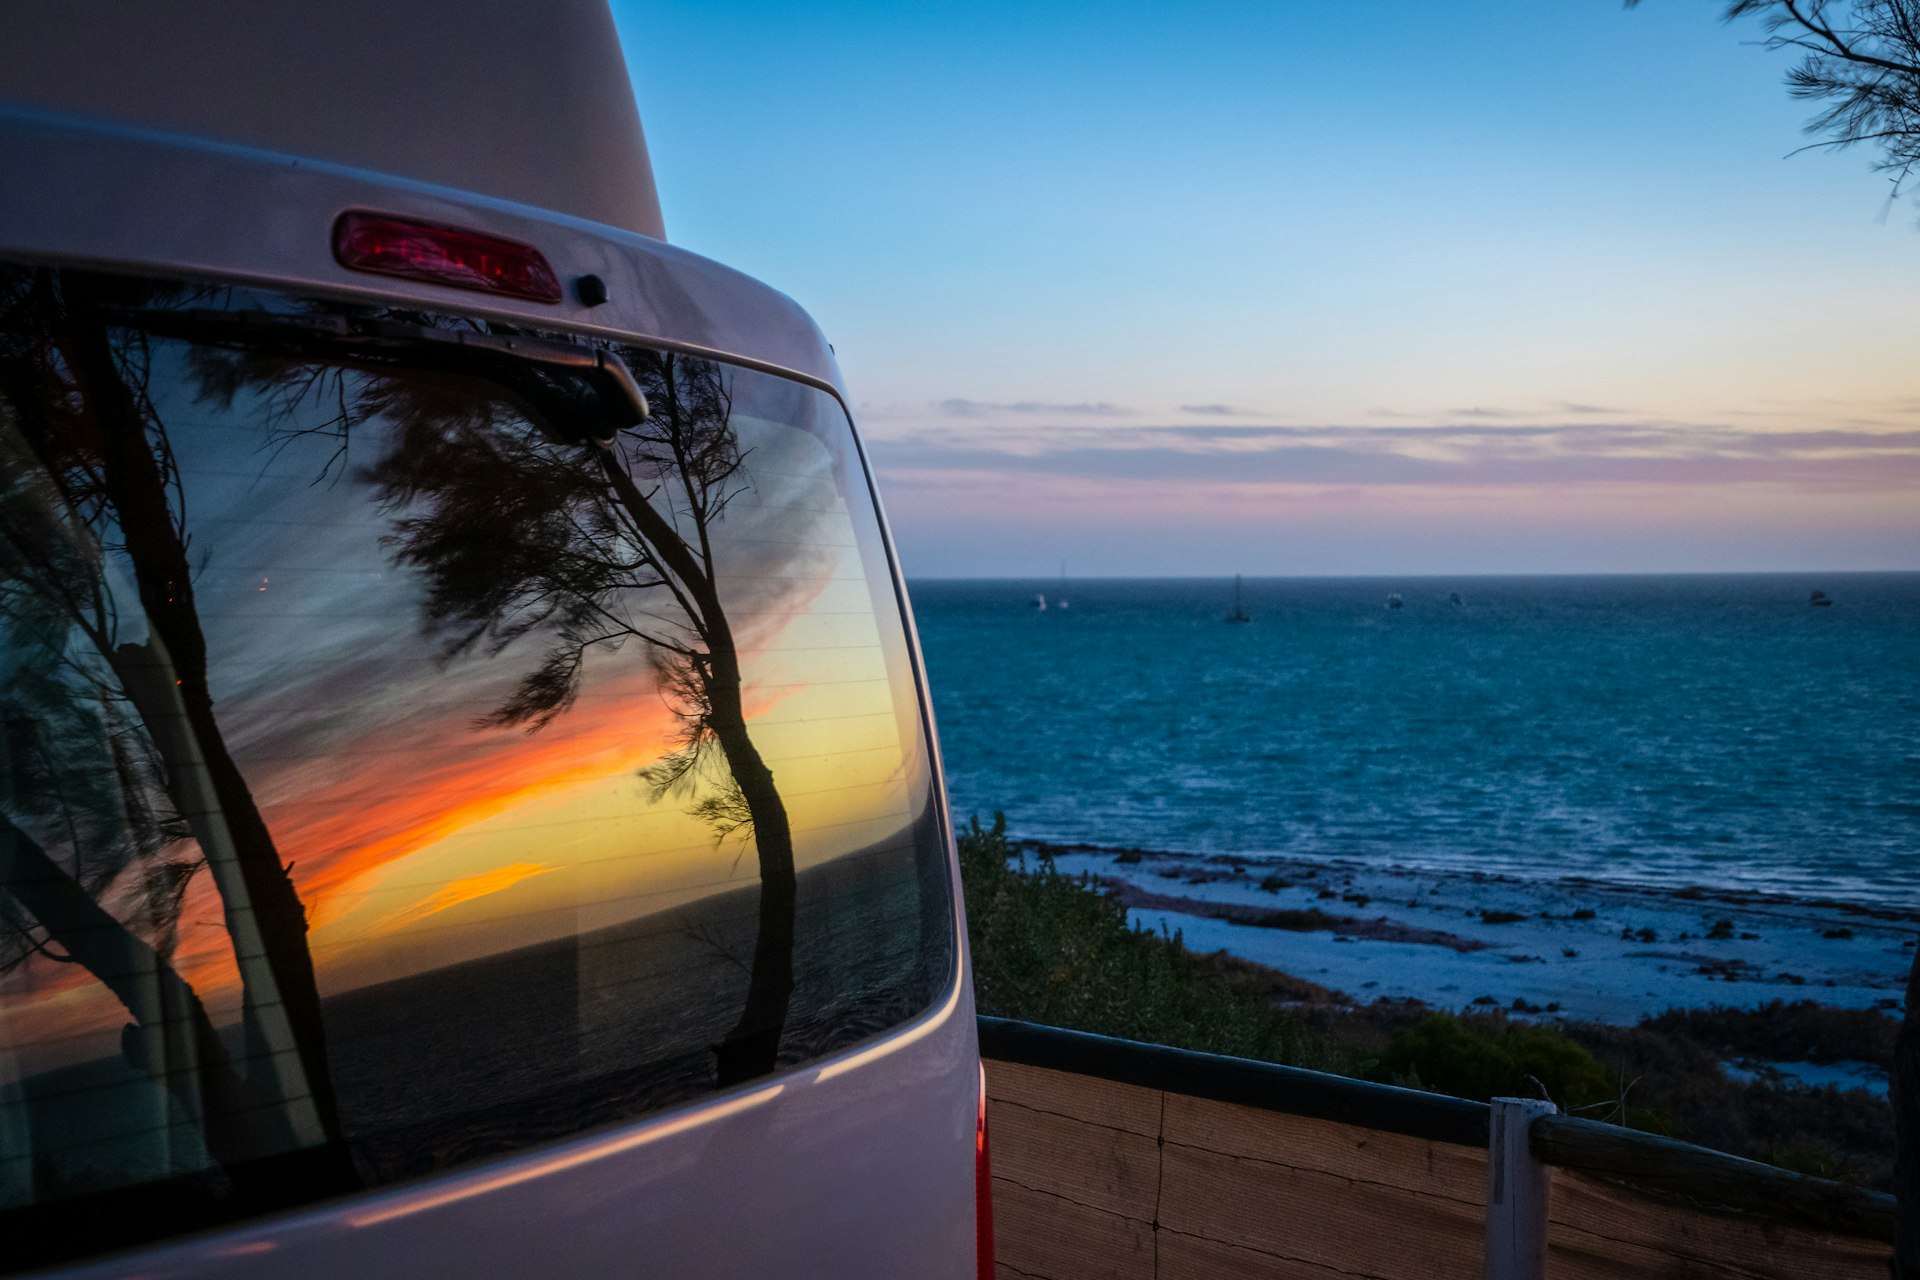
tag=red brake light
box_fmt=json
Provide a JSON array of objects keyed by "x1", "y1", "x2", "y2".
[
  {"x1": 332, "y1": 212, "x2": 564, "y2": 303},
  {"x1": 977, "y1": 1062, "x2": 994, "y2": 1280}
]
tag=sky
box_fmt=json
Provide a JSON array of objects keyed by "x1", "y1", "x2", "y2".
[{"x1": 613, "y1": 0, "x2": 1920, "y2": 576}]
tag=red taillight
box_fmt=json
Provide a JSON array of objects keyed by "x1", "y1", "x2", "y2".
[
  {"x1": 976, "y1": 1062, "x2": 994, "y2": 1280},
  {"x1": 332, "y1": 211, "x2": 563, "y2": 303}
]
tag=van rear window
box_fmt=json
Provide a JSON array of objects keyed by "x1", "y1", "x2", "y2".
[{"x1": 0, "y1": 267, "x2": 952, "y2": 1269}]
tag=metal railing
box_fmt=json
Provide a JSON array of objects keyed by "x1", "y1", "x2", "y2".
[{"x1": 979, "y1": 1016, "x2": 1895, "y2": 1278}]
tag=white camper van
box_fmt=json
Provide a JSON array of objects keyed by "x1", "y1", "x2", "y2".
[{"x1": 0, "y1": 4, "x2": 988, "y2": 1276}]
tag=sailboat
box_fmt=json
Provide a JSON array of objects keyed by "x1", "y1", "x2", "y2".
[{"x1": 1225, "y1": 574, "x2": 1251, "y2": 624}]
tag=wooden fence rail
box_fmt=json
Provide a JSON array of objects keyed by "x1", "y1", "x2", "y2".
[
  {"x1": 978, "y1": 1016, "x2": 1895, "y2": 1280},
  {"x1": 1531, "y1": 1112, "x2": 1896, "y2": 1241}
]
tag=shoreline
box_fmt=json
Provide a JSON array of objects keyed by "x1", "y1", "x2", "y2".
[
  {"x1": 1005, "y1": 829, "x2": 1920, "y2": 921},
  {"x1": 1015, "y1": 836, "x2": 1912, "y2": 1092}
]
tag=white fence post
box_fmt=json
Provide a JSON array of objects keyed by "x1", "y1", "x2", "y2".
[{"x1": 1485, "y1": 1097, "x2": 1557, "y2": 1280}]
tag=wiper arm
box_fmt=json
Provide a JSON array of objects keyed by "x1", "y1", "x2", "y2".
[{"x1": 118, "y1": 307, "x2": 649, "y2": 443}]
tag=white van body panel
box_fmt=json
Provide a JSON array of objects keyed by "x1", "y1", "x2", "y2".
[
  {"x1": 0, "y1": 107, "x2": 822, "y2": 390},
  {"x1": 46, "y1": 988, "x2": 976, "y2": 1280},
  {"x1": 0, "y1": 0, "x2": 665, "y2": 240},
  {"x1": 0, "y1": 32, "x2": 979, "y2": 1278}
]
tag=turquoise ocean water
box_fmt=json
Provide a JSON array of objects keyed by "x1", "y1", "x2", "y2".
[{"x1": 910, "y1": 574, "x2": 1920, "y2": 906}]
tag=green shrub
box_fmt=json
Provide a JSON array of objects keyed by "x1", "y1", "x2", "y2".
[
  {"x1": 1639, "y1": 1000, "x2": 1896, "y2": 1069},
  {"x1": 1373, "y1": 1013, "x2": 1618, "y2": 1114},
  {"x1": 959, "y1": 814, "x2": 1325, "y2": 1066},
  {"x1": 1568, "y1": 1017, "x2": 1892, "y2": 1186}
]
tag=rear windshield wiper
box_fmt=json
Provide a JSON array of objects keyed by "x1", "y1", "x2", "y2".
[{"x1": 116, "y1": 307, "x2": 650, "y2": 443}]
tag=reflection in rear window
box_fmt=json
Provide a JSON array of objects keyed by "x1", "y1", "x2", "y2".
[{"x1": 0, "y1": 268, "x2": 951, "y2": 1269}]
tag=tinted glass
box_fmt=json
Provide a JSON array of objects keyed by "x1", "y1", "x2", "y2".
[{"x1": 0, "y1": 268, "x2": 951, "y2": 1268}]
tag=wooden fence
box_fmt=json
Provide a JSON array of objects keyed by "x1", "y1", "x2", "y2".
[{"x1": 979, "y1": 1017, "x2": 1895, "y2": 1280}]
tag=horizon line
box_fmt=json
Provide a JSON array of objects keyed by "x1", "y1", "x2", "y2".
[{"x1": 903, "y1": 567, "x2": 1920, "y2": 582}]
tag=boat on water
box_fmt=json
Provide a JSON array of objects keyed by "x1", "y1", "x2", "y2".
[
  {"x1": 1810, "y1": 590, "x2": 1834, "y2": 607},
  {"x1": 1386, "y1": 593, "x2": 1404, "y2": 610},
  {"x1": 1226, "y1": 574, "x2": 1251, "y2": 624},
  {"x1": 1448, "y1": 591, "x2": 1464, "y2": 607},
  {"x1": 1033, "y1": 593, "x2": 1048, "y2": 611}
]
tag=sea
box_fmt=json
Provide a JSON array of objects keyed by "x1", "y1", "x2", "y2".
[{"x1": 909, "y1": 573, "x2": 1920, "y2": 908}]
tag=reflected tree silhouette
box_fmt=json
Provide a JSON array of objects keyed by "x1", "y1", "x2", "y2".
[
  {"x1": 198, "y1": 334, "x2": 804, "y2": 1086},
  {"x1": 364, "y1": 350, "x2": 799, "y2": 1086},
  {"x1": 0, "y1": 268, "x2": 351, "y2": 1182}
]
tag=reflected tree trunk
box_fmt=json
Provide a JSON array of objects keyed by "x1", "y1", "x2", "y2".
[
  {"x1": 0, "y1": 811, "x2": 261, "y2": 1170},
  {"x1": 595, "y1": 449, "x2": 795, "y2": 1085},
  {"x1": 50, "y1": 280, "x2": 346, "y2": 1160}
]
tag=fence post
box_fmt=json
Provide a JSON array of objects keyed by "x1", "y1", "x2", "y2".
[{"x1": 1485, "y1": 1097, "x2": 1556, "y2": 1280}]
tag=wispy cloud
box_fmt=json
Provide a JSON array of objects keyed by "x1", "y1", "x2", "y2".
[
  {"x1": 937, "y1": 397, "x2": 1133, "y2": 418},
  {"x1": 1179, "y1": 403, "x2": 1266, "y2": 417},
  {"x1": 867, "y1": 422, "x2": 1920, "y2": 491}
]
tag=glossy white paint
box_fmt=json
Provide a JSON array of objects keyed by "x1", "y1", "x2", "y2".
[
  {"x1": 0, "y1": 49, "x2": 980, "y2": 1280},
  {"x1": 49, "y1": 985, "x2": 978, "y2": 1280},
  {"x1": 0, "y1": 106, "x2": 832, "y2": 393},
  {"x1": 0, "y1": 0, "x2": 664, "y2": 241}
]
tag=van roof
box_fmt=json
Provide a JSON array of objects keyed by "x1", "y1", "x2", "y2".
[{"x1": 0, "y1": 0, "x2": 665, "y2": 241}]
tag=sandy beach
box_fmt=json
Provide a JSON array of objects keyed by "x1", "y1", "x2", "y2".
[{"x1": 1022, "y1": 838, "x2": 1914, "y2": 1093}]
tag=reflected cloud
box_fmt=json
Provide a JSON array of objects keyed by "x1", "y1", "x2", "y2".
[{"x1": 380, "y1": 862, "x2": 560, "y2": 931}]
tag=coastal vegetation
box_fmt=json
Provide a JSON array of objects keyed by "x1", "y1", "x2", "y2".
[
  {"x1": 959, "y1": 814, "x2": 1326, "y2": 1067},
  {"x1": 959, "y1": 814, "x2": 1897, "y2": 1190}
]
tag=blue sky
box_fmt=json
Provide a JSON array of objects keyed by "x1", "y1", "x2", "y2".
[{"x1": 613, "y1": 1, "x2": 1919, "y2": 575}]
